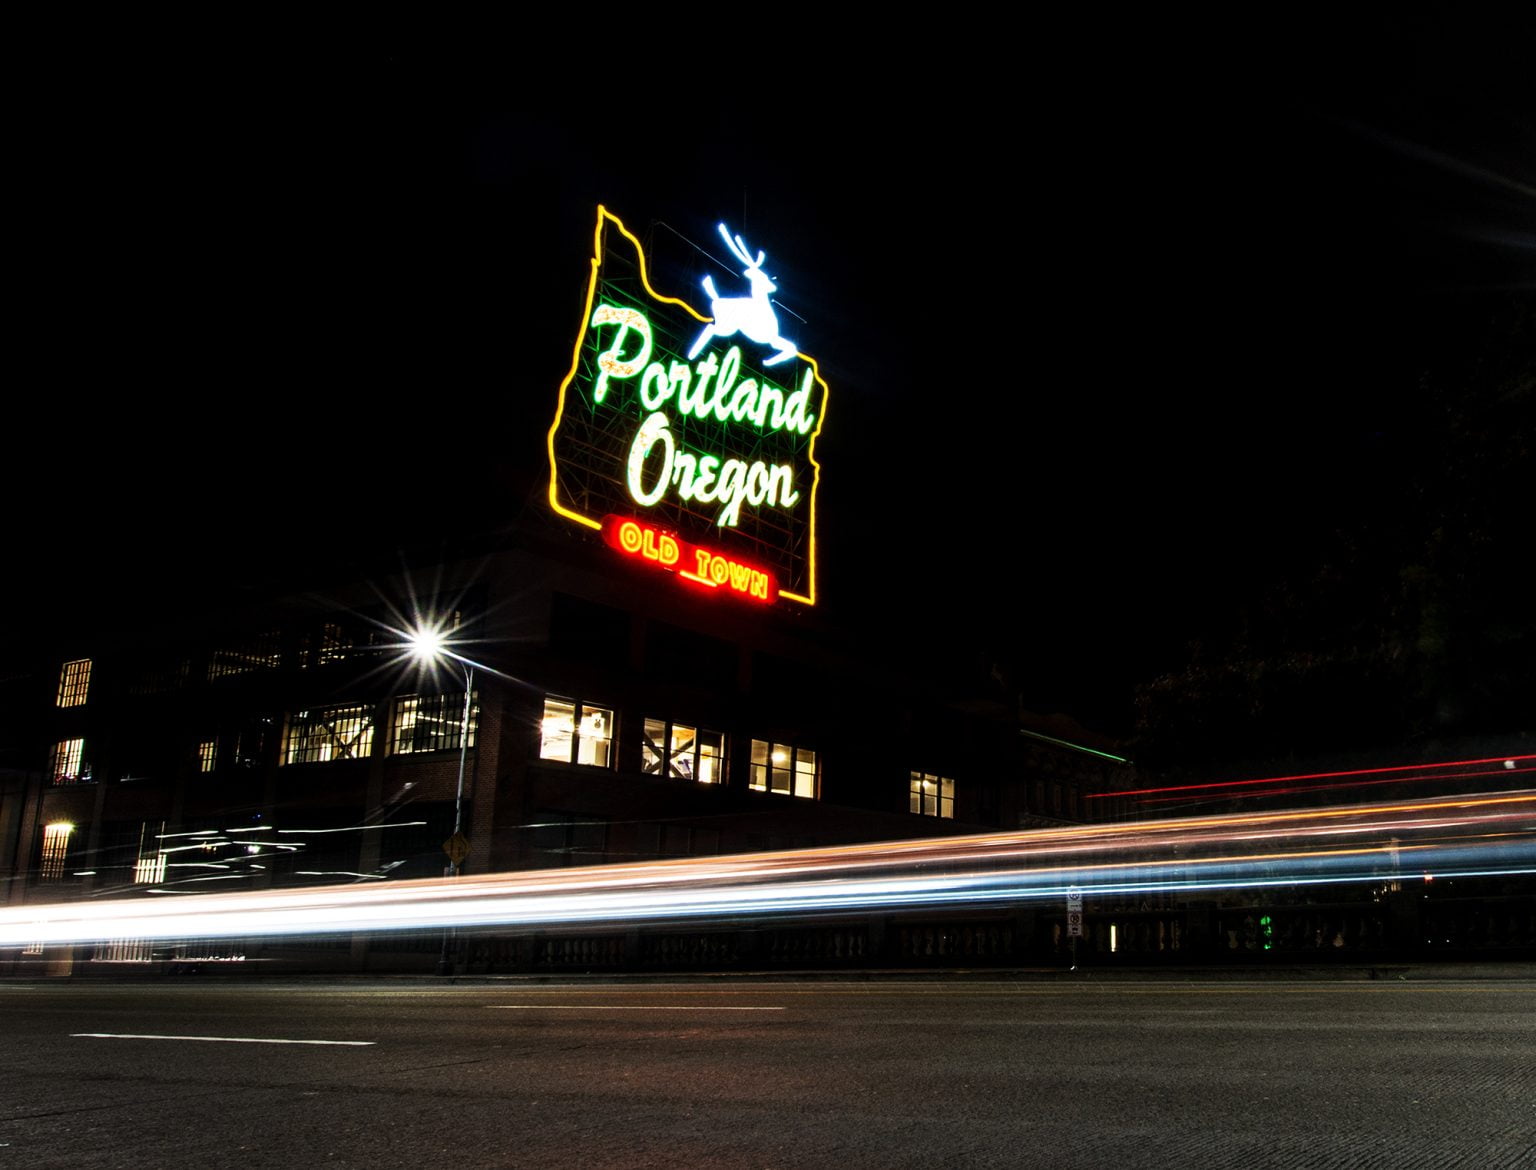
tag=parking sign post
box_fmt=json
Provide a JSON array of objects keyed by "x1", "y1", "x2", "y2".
[{"x1": 1067, "y1": 887, "x2": 1083, "y2": 969}]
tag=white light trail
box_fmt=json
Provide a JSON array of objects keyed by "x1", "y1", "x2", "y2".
[{"x1": 4, "y1": 789, "x2": 1533, "y2": 949}]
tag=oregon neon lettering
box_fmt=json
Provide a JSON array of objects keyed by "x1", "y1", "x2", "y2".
[{"x1": 626, "y1": 411, "x2": 799, "y2": 527}]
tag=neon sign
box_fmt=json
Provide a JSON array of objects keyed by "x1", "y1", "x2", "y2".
[
  {"x1": 547, "y1": 206, "x2": 827, "y2": 606},
  {"x1": 602, "y1": 516, "x2": 776, "y2": 602}
]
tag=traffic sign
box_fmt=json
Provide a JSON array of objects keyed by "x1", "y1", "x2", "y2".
[
  {"x1": 443, "y1": 833, "x2": 470, "y2": 865},
  {"x1": 1066, "y1": 911, "x2": 1083, "y2": 938}
]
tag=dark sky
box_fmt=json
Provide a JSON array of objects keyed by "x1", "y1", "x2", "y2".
[{"x1": 12, "y1": 18, "x2": 1534, "y2": 739}]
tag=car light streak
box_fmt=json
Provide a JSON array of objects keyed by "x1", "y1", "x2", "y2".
[
  {"x1": 4, "y1": 789, "x2": 1534, "y2": 948},
  {"x1": 1091, "y1": 754, "x2": 1536, "y2": 806}
]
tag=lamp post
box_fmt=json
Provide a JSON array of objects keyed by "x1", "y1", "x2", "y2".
[
  {"x1": 446, "y1": 660, "x2": 473, "y2": 879},
  {"x1": 408, "y1": 627, "x2": 476, "y2": 974}
]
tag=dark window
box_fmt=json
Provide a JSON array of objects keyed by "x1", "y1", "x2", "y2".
[
  {"x1": 550, "y1": 593, "x2": 629, "y2": 668},
  {"x1": 646, "y1": 622, "x2": 735, "y2": 690},
  {"x1": 531, "y1": 812, "x2": 609, "y2": 868}
]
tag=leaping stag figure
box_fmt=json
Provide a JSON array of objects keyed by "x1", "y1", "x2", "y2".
[{"x1": 687, "y1": 223, "x2": 799, "y2": 366}]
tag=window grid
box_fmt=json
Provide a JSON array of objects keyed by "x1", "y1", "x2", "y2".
[
  {"x1": 299, "y1": 622, "x2": 352, "y2": 669},
  {"x1": 40, "y1": 823, "x2": 74, "y2": 882},
  {"x1": 393, "y1": 692, "x2": 479, "y2": 755},
  {"x1": 539, "y1": 697, "x2": 614, "y2": 768},
  {"x1": 134, "y1": 835, "x2": 168, "y2": 884},
  {"x1": 198, "y1": 739, "x2": 218, "y2": 773},
  {"x1": 56, "y1": 659, "x2": 92, "y2": 707},
  {"x1": 128, "y1": 657, "x2": 190, "y2": 695},
  {"x1": 50, "y1": 738, "x2": 88, "y2": 785},
  {"x1": 909, "y1": 771, "x2": 955, "y2": 818},
  {"x1": 209, "y1": 630, "x2": 282, "y2": 680},
  {"x1": 282, "y1": 704, "x2": 376, "y2": 764},
  {"x1": 749, "y1": 739, "x2": 818, "y2": 798},
  {"x1": 642, "y1": 718, "x2": 726, "y2": 783}
]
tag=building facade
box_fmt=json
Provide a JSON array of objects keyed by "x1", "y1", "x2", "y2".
[{"x1": 1, "y1": 513, "x2": 1139, "y2": 974}]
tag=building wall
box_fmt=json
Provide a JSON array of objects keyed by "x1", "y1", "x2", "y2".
[{"x1": 0, "y1": 528, "x2": 1137, "y2": 961}]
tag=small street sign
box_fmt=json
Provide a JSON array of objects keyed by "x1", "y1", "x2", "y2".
[
  {"x1": 443, "y1": 832, "x2": 470, "y2": 866},
  {"x1": 1067, "y1": 911, "x2": 1083, "y2": 938}
]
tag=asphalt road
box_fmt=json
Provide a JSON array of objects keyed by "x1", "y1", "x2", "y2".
[{"x1": 2, "y1": 974, "x2": 1532, "y2": 1169}]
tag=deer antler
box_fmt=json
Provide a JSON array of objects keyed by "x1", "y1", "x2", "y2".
[{"x1": 718, "y1": 223, "x2": 765, "y2": 271}]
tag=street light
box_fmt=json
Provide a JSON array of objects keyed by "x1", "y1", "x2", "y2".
[
  {"x1": 407, "y1": 625, "x2": 476, "y2": 976},
  {"x1": 407, "y1": 626, "x2": 474, "y2": 879}
]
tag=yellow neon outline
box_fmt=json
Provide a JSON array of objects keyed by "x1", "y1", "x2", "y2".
[{"x1": 546, "y1": 204, "x2": 824, "y2": 606}]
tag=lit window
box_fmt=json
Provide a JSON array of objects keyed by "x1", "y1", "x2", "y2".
[
  {"x1": 50, "y1": 738, "x2": 88, "y2": 785},
  {"x1": 298, "y1": 622, "x2": 346, "y2": 668},
  {"x1": 539, "y1": 697, "x2": 614, "y2": 767},
  {"x1": 910, "y1": 771, "x2": 955, "y2": 819},
  {"x1": 40, "y1": 822, "x2": 74, "y2": 882},
  {"x1": 393, "y1": 692, "x2": 478, "y2": 754},
  {"x1": 282, "y1": 703, "x2": 375, "y2": 764},
  {"x1": 642, "y1": 719, "x2": 726, "y2": 783},
  {"x1": 750, "y1": 739, "x2": 817, "y2": 798},
  {"x1": 134, "y1": 825, "x2": 167, "y2": 884},
  {"x1": 56, "y1": 659, "x2": 92, "y2": 707},
  {"x1": 209, "y1": 630, "x2": 282, "y2": 680},
  {"x1": 198, "y1": 738, "x2": 218, "y2": 773}
]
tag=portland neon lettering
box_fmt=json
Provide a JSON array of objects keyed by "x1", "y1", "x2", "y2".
[{"x1": 591, "y1": 306, "x2": 814, "y2": 528}]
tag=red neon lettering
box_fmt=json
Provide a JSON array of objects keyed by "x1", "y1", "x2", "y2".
[
  {"x1": 604, "y1": 515, "x2": 776, "y2": 603},
  {"x1": 640, "y1": 527, "x2": 679, "y2": 566}
]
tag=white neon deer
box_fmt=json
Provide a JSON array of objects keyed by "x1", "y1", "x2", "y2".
[{"x1": 687, "y1": 223, "x2": 798, "y2": 366}]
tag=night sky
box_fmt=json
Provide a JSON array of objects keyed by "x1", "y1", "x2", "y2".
[{"x1": 12, "y1": 19, "x2": 1533, "y2": 747}]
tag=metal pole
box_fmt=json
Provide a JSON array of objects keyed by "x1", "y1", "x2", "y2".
[
  {"x1": 439, "y1": 664, "x2": 473, "y2": 975},
  {"x1": 450, "y1": 663, "x2": 473, "y2": 877}
]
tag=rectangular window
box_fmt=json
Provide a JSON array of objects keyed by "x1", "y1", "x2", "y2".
[
  {"x1": 749, "y1": 739, "x2": 818, "y2": 798},
  {"x1": 209, "y1": 630, "x2": 282, "y2": 680},
  {"x1": 282, "y1": 704, "x2": 375, "y2": 764},
  {"x1": 538, "y1": 697, "x2": 614, "y2": 767},
  {"x1": 134, "y1": 822, "x2": 168, "y2": 885},
  {"x1": 56, "y1": 659, "x2": 92, "y2": 707},
  {"x1": 50, "y1": 738, "x2": 88, "y2": 785},
  {"x1": 532, "y1": 812, "x2": 609, "y2": 867},
  {"x1": 641, "y1": 718, "x2": 726, "y2": 783},
  {"x1": 128, "y1": 655, "x2": 190, "y2": 695},
  {"x1": 301, "y1": 622, "x2": 351, "y2": 668},
  {"x1": 198, "y1": 738, "x2": 218, "y2": 773},
  {"x1": 235, "y1": 716, "x2": 275, "y2": 769},
  {"x1": 909, "y1": 771, "x2": 955, "y2": 818},
  {"x1": 392, "y1": 691, "x2": 479, "y2": 755},
  {"x1": 40, "y1": 822, "x2": 75, "y2": 882}
]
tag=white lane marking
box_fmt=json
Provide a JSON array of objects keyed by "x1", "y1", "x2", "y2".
[
  {"x1": 487, "y1": 1005, "x2": 784, "y2": 1011},
  {"x1": 72, "y1": 1033, "x2": 375, "y2": 1045}
]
